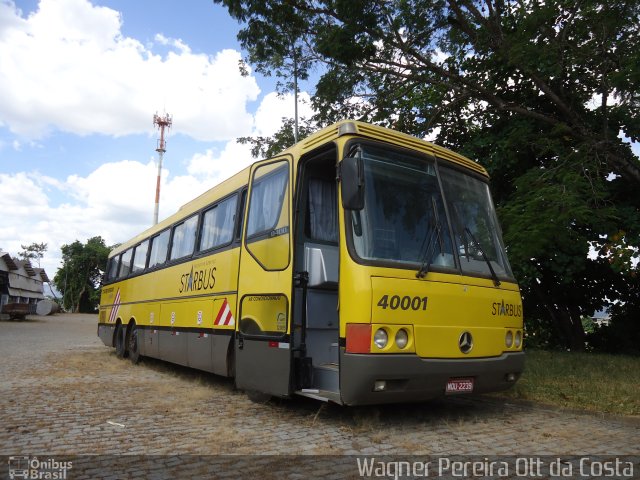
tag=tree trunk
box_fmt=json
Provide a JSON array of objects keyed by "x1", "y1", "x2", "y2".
[
  {"x1": 558, "y1": 308, "x2": 586, "y2": 352},
  {"x1": 74, "y1": 285, "x2": 86, "y2": 314},
  {"x1": 532, "y1": 283, "x2": 586, "y2": 351}
]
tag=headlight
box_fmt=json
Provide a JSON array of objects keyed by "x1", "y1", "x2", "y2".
[
  {"x1": 514, "y1": 330, "x2": 522, "y2": 348},
  {"x1": 505, "y1": 330, "x2": 513, "y2": 348},
  {"x1": 395, "y1": 329, "x2": 409, "y2": 349},
  {"x1": 374, "y1": 328, "x2": 388, "y2": 349}
]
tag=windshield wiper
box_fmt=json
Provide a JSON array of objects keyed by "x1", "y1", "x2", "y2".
[
  {"x1": 463, "y1": 227, "x2": 501, "y2": 287},
  {"x1": 416, "y1": 197, "x2": 445, "y2": 278}
]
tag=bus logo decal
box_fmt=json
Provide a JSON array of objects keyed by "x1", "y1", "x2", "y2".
[
  {"x1": 109, "y1": 289, "x2": 121, "y2": 323},
  {"x1": 214, "y1": 299, "x2": 235, "y2": 326},
  {"x1": 459, "y1": 331, "x2": 473, "y2": 354},
  {"x1": 180, "y1": 266, "x2": 217, "y2": 293}
]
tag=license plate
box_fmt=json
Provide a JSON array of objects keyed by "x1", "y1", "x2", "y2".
[{"x1": 445, "y1": 377, "x2": 474, "y2": 394}]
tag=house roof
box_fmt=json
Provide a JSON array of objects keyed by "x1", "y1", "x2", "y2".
[
  {"x1": 34, "y1": 268, "x2": 50, "y2": 283},
  {"x1": 0, "y1": 253, "x2": 49, "y2": 282},
  {"x1": 15, "y1": 260, "x2": 36, "y2": 276},
  {"x1": 0, "y1": 251, "x2": 18, "y2": 270}
]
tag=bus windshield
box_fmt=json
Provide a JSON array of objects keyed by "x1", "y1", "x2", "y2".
[
  {"x1": 349, "y1": 144, "x2": 513, "y2": 280},
  {"x1": 439, "y1": 165, "x2": 514, "y2": 279}
]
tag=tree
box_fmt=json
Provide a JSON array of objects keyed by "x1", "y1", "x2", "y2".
[
  {"x1": 216, "y1": 0, "x2": 640, "y2": 350},
  {"x1": 18, "y1": 242, "x2": 48, "y2": 267},
  {"x1": 237, "y1": 117, "x2": 317, "y2": 159},
  {"x1": 233, "y1": 2, "x2": 318, "y2": 143},
  {"x1": 53, "y1": 237, "x2": 110, "y2": 313}
]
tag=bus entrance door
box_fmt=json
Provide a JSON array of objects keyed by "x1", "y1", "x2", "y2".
[{"x1": 235, "y1": 159, "x2": 293, "y2": 398}]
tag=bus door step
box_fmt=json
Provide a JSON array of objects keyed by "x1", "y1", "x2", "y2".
[
  {"x1": 295, "y1": 388, "x2": 342, "y2": 404},
  {"x1": 313, "y1": 363, "x2": 339, "y2": 392}
]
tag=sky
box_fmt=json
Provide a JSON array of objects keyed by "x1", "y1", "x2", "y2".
[
  {"x1": 0, "y1": 0, "x2": 315, "y2": 280},
  {"x1": 1, "y1": 0, "x2": 638, "y2": 283}
]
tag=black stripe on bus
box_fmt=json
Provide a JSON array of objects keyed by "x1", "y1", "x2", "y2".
[
  {"x1": 97, "y1": 323, "x2": 235, "y2": 336},
  {"x1": 99, "y1": 290, "x2": 238, "y2": 308}
]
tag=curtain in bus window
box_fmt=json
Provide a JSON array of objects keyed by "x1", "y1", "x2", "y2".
[
  {"x1": 118, "y1": 249, "x2": 133, "y2": 278},
  {"x1": 148, "y1": 229, "x2": 170, "y2": 268},
  {"x1": 308, "y1": 178, "x2": 338, "y2": 243},
  {"x1": 107, "y1": 256, "x2": 120, "y2": 280},
  {"x1": 132, "y1": 240, "x2": 149, "y2": 273},
  {"x1": 247, "y1": 166, "x2": 288, "y2": 238},
  {"x1": 200, "y1": 195, "x2": 238, "y2": 251},
  {"x1": 170, "y1": 215, "x2": 198, "y2": 260}
]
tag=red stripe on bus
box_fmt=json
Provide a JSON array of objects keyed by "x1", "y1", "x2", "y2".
[{"x1": 215, "y1": 299, "x2": 228, "y2": 324}]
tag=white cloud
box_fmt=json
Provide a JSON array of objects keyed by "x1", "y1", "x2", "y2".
[
  {"x1": 424, "y1": 127, "x2": 441, "y2": 142},
  {"x1": 154, "y1": 33, "x2": 190, "y2": 54},
  {"x1": 0, "y1": 85, "x2": 321, "y2": 282},
  {"x1": 0, "y1": 172, "x2": 50, "y2": 214},
  {"x1": 253, "y1": 91, "x2": 314, "y2": 137},
  {"x1": 0, "y1": 146, "x2": 253, "y2": 278},
  {"x1": 0, "y1": 0, "x2": 260, "y2": 141},
  {"x1": 0, "y1": 0, "x2": 323, "y2": 282},
  {"x1": 187, "y1": 141, "x2": 253, "y2": 179},
  {"x1": 0, "y1": 161, "x2": 196, "y2": 278},
  {"x1": 586, "y1": 92, "x2": 619, "y2": 111}
]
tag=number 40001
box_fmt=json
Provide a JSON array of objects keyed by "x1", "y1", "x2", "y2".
[{"x1": 377, "y1": 295, "x2": 428, "y2": 311}]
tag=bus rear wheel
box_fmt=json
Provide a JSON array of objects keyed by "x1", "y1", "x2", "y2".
[
  {"x1": 128, "y1": 324, "x2": 141, "y2": 364},
  {"x1": 114, "y1": 324, "x2": 127, "y2": 359}
]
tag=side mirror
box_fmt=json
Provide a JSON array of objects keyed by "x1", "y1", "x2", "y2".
[{"x1": 340, "y1": 155, "x2": 365, "y2": 210}]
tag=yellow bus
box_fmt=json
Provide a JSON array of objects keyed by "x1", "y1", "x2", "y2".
[{"x1": 98, "y1": 120, "x2": 524, "y2": 405}]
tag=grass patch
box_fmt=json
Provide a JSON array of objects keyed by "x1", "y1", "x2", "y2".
[{"x1": 493, "y1": 350, "x2": 640, "y2": 417}]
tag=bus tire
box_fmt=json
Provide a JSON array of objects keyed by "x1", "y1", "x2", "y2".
[
  {"x1": 128, "y1": 324, "x2": 141, "y2": 364},
  {"x1": 246, "y1": 389, "x2": 271, "y2": 403},
  {"x1": 115, "y1": 324, "x2": 127, "y2": 359}
]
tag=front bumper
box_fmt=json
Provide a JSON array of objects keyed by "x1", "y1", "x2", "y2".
[{"x1": 340, "y1": 350, "x2": 524, "y2": 405}]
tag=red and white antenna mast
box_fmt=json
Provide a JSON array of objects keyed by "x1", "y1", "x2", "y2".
[{"x1": 152, "y1": 112, "x2": 172, "y2": 226}]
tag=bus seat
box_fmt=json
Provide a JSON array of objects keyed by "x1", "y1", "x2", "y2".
[{"x1": 304, "y1": 243, "x2": 338, "y2": 289}]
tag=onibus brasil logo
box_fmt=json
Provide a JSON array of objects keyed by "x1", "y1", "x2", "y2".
[{"x1": 8, "y1": 456, "x2": 72, "y2": 479}]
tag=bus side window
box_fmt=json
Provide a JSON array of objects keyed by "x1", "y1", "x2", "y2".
[
  {"x1": 246, "y1": 161, "x2": 290, "y2": 270},
  {"x1": 132, "y1": 240, "x2": 149, "y2": 273},
  {"x1": 106, "y1": 255, "x2": 120, "y2": 281},
  {"x1": 199, "y1": 194, "x2": 238, "y2": 251},
  {"x1": 170, "y1": 214, "x2": 198, "y2": 260},
  {"x1": 148, "y1": 229, "x2": 170, "y2": 268},
  {"x1": 118, "y1": 248, "x2": 133, "y2": 279}
]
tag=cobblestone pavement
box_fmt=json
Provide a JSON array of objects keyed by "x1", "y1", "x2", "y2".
[{"x1": 1, "y1": 314, "x2": 638, "y2": 479}]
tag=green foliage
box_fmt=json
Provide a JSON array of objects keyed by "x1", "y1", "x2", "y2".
[
  {"x1": 18, "y1": 242, "x2": 48, "y2": 268},
  {"x1": 237, "y1": 117, "x2": 317, "y2": 159},
  {"x1": 216, "y1": 0, "x2": 640, "y2": 350},
  {"x1": 586, "y1": 283, "x2": 640, "y2": 355},
  {"x1": 587, "y1": 315, "x2": 640, "y2": 356},
  {"x1": 53, "y1": 237, "x2": 110, "y2": 313}
]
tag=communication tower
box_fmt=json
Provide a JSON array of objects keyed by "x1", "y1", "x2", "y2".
[{"x1": 152, "y1": 112, "x2": 172, "y2": 225}]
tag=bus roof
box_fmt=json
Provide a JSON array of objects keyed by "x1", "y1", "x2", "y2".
[
  {"x1": 108, "y1": 120, "x2": 488, "y2": 257},
  {"x1": 281, "y1": 120, "x2": 489, "y2": 177}
]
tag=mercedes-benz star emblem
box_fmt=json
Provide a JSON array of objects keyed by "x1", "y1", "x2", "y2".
[{"x1": 459, "y1": 331, "x2": 473, "y2": 354}]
